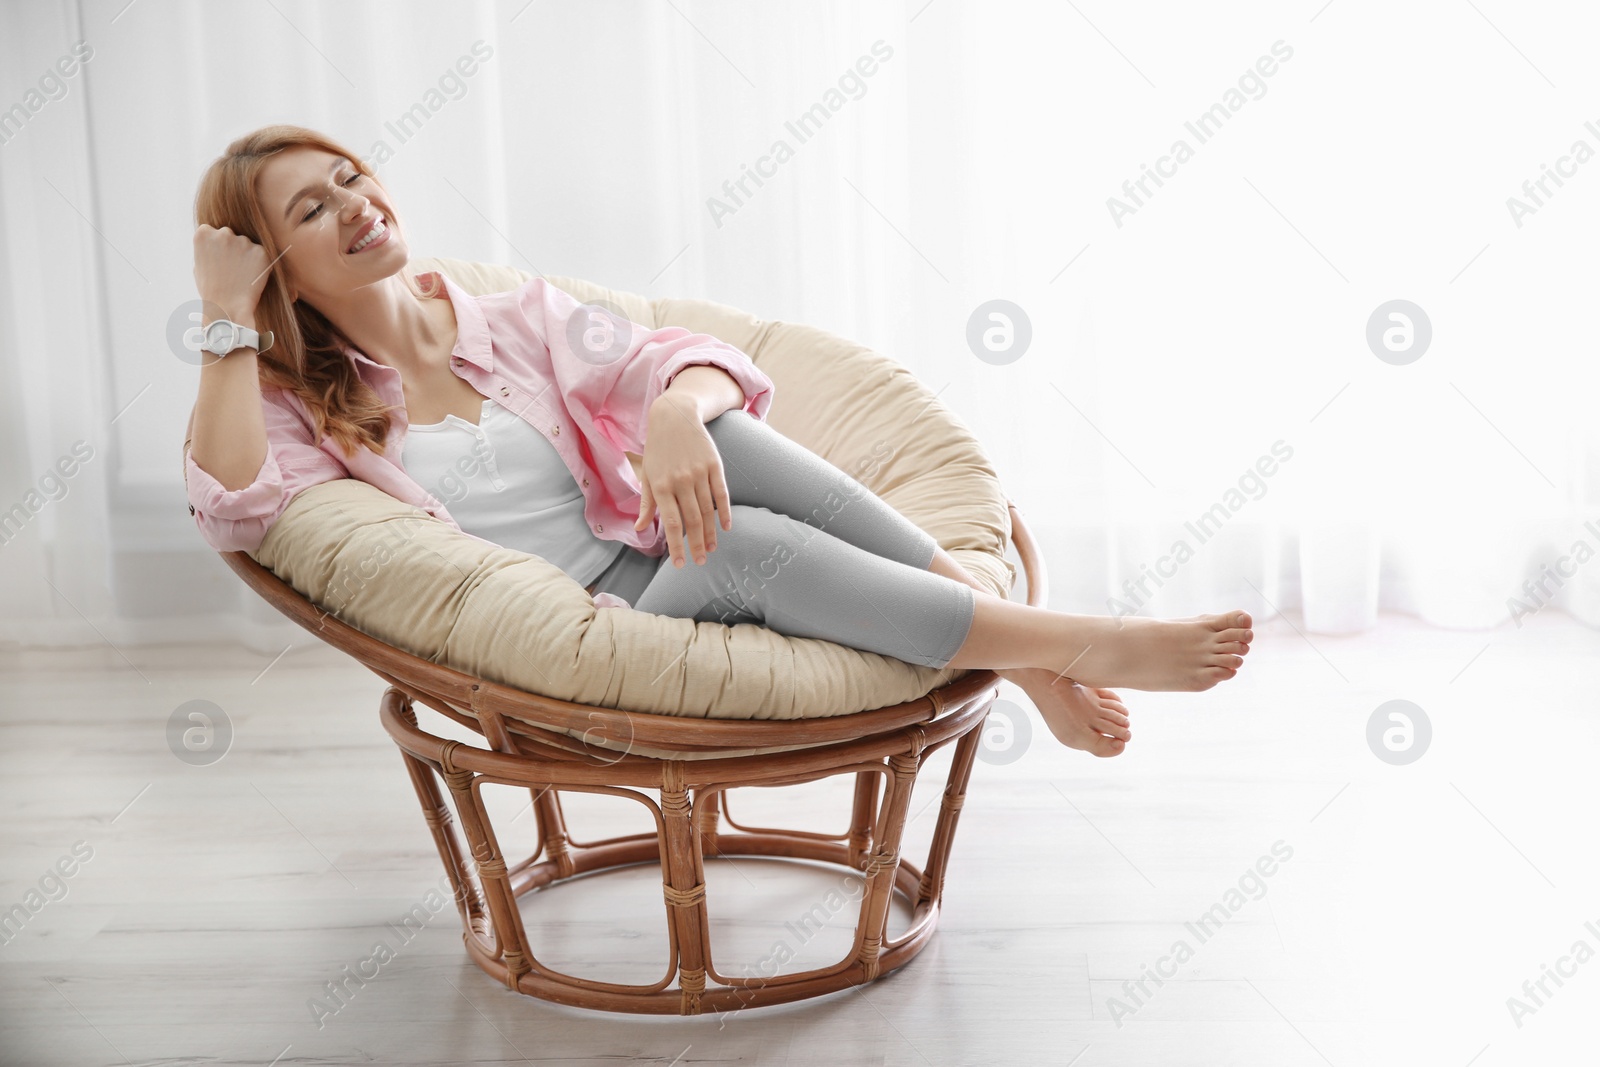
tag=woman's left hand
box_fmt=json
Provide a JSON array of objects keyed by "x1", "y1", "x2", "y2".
[{"x1": 633, "y1": 397, "x2": 733, "y2": 568}]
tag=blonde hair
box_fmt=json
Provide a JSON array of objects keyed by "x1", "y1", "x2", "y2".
[{"x1": 192, "y1": 124, "x2": 440, "y2": 461}]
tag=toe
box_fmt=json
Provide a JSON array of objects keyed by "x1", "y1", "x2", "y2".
[
  {"x1": 1099, "y1": 722, "x2": 1129, "y2": 740},
  {"x1": 1090, "y1": 735, "x2": 1127, "y2": 758},
  {"x1": 1209, "y1": 653, "x2": 1244, "y2": 670}
]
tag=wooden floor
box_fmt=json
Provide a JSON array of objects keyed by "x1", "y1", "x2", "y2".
[{"x1": 2, "y1": 611, "x2": 1596, "y2": 1066}]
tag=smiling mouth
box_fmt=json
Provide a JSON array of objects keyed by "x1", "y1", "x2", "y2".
[{"x1": 347, "y1": 216, "x2": 389, "y2": 254}]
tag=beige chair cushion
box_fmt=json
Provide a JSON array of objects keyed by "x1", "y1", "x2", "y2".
[{"x1": 247, "y1": 255, "x2": 1015, "y2": 720}]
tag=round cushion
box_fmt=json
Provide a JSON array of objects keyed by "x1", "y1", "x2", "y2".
[{"x1": 247, "y1": 255, "x2": 1015, "y2": 720}]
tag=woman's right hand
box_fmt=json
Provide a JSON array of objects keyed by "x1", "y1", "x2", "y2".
[{"x1": 193, "y1": 224, "x2": 272, "y2": 322}]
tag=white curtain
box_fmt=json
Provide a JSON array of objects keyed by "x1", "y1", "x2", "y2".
[{"x1": 3, "y1": 0, "x2": 1596, "y2": 652}]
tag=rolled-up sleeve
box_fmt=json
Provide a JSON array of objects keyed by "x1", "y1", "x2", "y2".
[
  {"x1": 525, "y1": 277, "x2": 775, "y2": 456},
  {"x1": 183, "y1": 389, "x2": 344, "y2": 555}
]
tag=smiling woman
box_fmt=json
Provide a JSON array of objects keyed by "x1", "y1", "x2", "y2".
[
  {"x1": 184, "y1": 123, "x2": 1252, "y2": 767},
  {"x1": 185, "y1": 126, "x2": 440, "y2": 492}
]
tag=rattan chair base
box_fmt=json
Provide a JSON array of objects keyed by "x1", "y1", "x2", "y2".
[{"x1": 379, "y1": 679, "x2": 996, "y2": 1016}]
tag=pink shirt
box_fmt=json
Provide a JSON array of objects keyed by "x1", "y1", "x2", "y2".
[{"x1": 183, "y1": 269, "x2": 776, "y2": 556}]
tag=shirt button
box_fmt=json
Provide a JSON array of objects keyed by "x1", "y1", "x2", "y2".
[
  {"x1": 582, "y1": 477, "x2": 589, "y2": 487},
  {"x1": 499, "y1": 386, "x2": 510, "y2": 397},
  {"x1": 451, "y1": 357, "x2": 462, "y2": 365},
  {"x1": 595, "y1": 523, "x2": 603, "y2": 533},
  {"x1": 552, "y1": 425, "x2": 560, "y2": 436}
]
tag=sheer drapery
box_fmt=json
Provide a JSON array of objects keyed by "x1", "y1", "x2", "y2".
[{"x1": 2, "y1": 0, "x2": 1595, "y2": 652}]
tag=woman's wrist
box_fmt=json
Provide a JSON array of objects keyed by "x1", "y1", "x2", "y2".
[
  {"x1": 199, "y1": 294, "x2": 257, "y2": 328},
  {"x1": 651, "y1": 390, "x2": 703, "y2": 424},
  {"x1": 657, "y1": 365, "x2": 744, "y2": 424},
  {"x1": 195, "y1": 300, "x2": 262, "y2": 368}
]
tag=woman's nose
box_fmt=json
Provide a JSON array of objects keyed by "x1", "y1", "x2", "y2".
[{"x1": 339, "y1": 188, "x2": 371, "y2": 221}]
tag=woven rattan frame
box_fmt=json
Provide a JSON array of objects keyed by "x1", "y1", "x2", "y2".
[{"x1": 218, "y1": 499, "x2": 1047, "y2": 1015}]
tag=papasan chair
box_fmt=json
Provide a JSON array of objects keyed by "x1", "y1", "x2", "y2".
[{"x1": 194, "y1": 254, "x2": 1048, "y2": 1016}]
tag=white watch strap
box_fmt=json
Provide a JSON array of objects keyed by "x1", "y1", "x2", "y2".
[{"x1": 206, "y1": 319, "x2": 274, "y2": 357}]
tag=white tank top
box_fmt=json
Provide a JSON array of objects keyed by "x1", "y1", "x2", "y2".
[{"x1": 400, "y1": 396, "x2": 624, "y2": 587}]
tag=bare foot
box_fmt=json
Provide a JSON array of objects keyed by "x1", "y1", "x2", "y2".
[
  {"x1": 1009, "y1": 668, "x2": 1130, "y2": 757},
  {"x1": 1052, "y1": 610, "x2": 1254, "y2": 692}
]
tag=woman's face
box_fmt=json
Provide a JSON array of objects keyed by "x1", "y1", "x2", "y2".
[{"x1": 256, "y1": 145, "x2": 408, "y2": 305}]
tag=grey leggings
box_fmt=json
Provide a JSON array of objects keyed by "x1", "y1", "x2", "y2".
[{"x1": 587, "y1": 409, "x2": 976, "y2": 669}]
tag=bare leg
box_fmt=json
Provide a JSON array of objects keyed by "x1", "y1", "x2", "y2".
[
  {"x1": 924, "y1": 547, "x2": 1252, "y2": 757},
  {"x1": 926, "y1": 548, "x2": 1133, "y2": 757}
]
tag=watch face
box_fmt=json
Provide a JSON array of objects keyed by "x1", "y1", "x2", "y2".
[{"x1": 203, "y1": 320, "x2": 237, "y2": 355}]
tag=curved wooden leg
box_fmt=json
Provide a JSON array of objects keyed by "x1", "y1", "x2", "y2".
[
  {"x1": 855, "y1": 746, "x2": 922, "y2": 980},
  {"x1": 848, "y1": 771, "x2": 878, "y2": 869},
  {"x1": 917, "y1": 708, "x2": 984, "y2": 908},
  {"x1": 660, "y1": 763, "x2": 710, "y2": 1014}
]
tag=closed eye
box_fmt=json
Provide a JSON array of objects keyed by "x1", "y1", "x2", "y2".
[{"x1": 302, "y1": 172, "x2": 363, "y2": 223}]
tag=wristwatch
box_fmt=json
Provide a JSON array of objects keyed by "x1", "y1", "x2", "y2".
[{"x1": 201, "y1": 318, "x2": 274, "y2": 358}]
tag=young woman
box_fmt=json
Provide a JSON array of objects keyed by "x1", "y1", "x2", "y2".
[{"x1": 184, "y1": 125, "x2": 1252, "y2": 759}]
